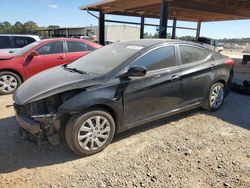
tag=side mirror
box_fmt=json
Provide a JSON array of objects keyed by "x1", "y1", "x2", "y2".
[
  {"x1": 123, "y1": 66, "x2": 147, "y2": 78},
  {"x1": 30, "y1": 51, "x2": 39, "y2": 57}
]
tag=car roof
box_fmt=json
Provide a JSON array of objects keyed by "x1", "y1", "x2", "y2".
[
  {"x1": 0, "y1": 34, "x2": 40, "y2": 39},
  {"x1": 38, "y1": 38, "x2": 102, "y2": 48},
  {"x1": 116, "y1": 39, "x2": 205, "y2": 49},
  {"x1": 40, "y1": 38, "x2": 85, "y2": 41}
]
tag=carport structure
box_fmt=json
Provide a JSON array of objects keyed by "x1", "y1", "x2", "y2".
[{"x1": 80, "y1": 0, "x2": 250, "y2": 45}]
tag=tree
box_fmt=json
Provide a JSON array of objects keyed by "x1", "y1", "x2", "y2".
[
  {"x1": 0, "y1": 21, "x2": 12, "y2": 33},
  {"x1": 47, "y1": 25, "x2": 60, "y2": 29},
  {"x1": 23, "y1": 21, "x2": 39, "y2": 34},
  {"x1": 14, "y1": 22, "x2": 23, "y2": 33},
  {"x1": 178, "y1": 36, "x2": 195, "y2": 41}
]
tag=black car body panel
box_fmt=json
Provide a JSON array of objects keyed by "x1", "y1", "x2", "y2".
[
  {"x1": 13, "y1": 66, "x2": 103, "y2": 105},
  {"x1": 13, "y1": 39, "x2": 233, "y2": 144}
]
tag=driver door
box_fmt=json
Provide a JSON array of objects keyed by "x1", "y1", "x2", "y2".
[
  {"x1": 24, "y1": 41, "x2": 66, "y2": 78},
  {"x1": 123, "y1": 45, "x2": 183, "y2": 126}
]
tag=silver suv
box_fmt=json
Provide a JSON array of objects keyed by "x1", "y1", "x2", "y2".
[{"x1": 0, "y1": 34, "x2": 40, "y2": 53}]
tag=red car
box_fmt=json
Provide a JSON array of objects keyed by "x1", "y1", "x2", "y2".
[{"x1": 0, "y1": 38, "x2": 101, "y2": 94}]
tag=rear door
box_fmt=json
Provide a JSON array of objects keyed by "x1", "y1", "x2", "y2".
[
  {"x1": 24, "y1": 41, "x2": 66, "y2": 78},
  {"x1": 65, "y1": 41, "x2": 90, "y2": 63},
  {"x1": 177, "y1": 44, "x2": 214, "y2": 106},
  {"x1": 13, "y1": 36, "x2": 36, "y2": 48},
  {"x1": 123, "y1": 45, "x2": 183, "y2": 126}
]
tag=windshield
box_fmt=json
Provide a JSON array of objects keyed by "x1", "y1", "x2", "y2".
[
  {"x1": 14, "y1": 41, "x2": 41, "y2": 56},
  {"x1": 67, "y1": 43, "x2": 144, "y2": 75}
]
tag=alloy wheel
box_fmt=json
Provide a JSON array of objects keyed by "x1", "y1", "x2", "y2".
[
  {"x1": 0, "y1": 75, "x2": 18, "y2": 93},
  {"x1": 77, "y1": 116, "x2": 111, "y2": 151},
  {"x1": 210, "y1": 85, "x2": 224, "y2": 109}
]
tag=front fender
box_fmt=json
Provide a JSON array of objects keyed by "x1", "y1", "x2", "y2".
[{"x1": 59, "y1": 84, "x2": 123, "y2": 120}]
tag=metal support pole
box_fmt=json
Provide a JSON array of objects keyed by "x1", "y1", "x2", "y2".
[
  {"x1": 196, "y1": 21, "x2": 201, "y2": 40},
  {"x1": 171, "y1": 19, "x2": 177, "y2": 39},
  {"x1": 65, "y1": 29, "x2": 69, "y2": 38},
  {"x1": 159, "y1": 0, "x2": 168, "y2": 38},
  {"x1": 140, "y1": 16, "x2": 145, "y2": 39},
  {"x1": 99, "y1": 12, "x2": 105, "y2": 45}
]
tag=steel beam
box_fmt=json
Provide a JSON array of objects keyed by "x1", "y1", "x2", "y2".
[
  {"x1": 140, "y1": 17, "x2": 145, "y2": 39},
  {"x1": 171, "y1": 19, "x2": 177, "y2": 39},
  {"x1": 99, "y1": 12, "x2": 105, "y2": 45},
  {"x1": 196, "y1": 21, "x2": 201, "y2": 40},
  {"x1": 159, "y1": 0, "x2": 168, "y2": 38}
]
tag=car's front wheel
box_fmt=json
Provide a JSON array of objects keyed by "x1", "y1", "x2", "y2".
[
  {"x1": 65, "y1": 108, "x2": 115, "y2": 156},
  {"x1": 0, "y1": 71, "x2": 22, "y2": 95},
  {"x1": 203, "y1": 82, "x2": 225, "y2": 111}
]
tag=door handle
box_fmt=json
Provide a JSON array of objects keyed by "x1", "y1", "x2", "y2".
[
  {"x1": 170, "y1": 75, "x2": 180, "y2": 82},
  {"x1": 152, "y1": 75, "x2": 161, "y2": 80},
  {"x1": 57, "y1": 56, "x2": 64, "y2": 60},
  {"x1": 210, "y1": 64, "x2": 216, "y2": 69}
]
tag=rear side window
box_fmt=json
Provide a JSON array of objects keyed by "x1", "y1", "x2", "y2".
[
  {"x1": 13, "y1": 37, "x2": 36, "y2": 48},
  {"x1": 0, "y1": 36, "x2": 11, "y2": 49},
  {"x1": 67, "y1": 41, "x2": 88, "y2": 53},
  {"x1": 132, "y1": 46, "x2": 175, "y2": 71},
  {"x1": 179, "y1": 45, "x2": 208, "y2": 64},
  {"x1": 36, "y1": 41, "x2": 64, "y2": 55},
  {"x1": 87, "y1": 44, "x2": 96, "y2": 51}
]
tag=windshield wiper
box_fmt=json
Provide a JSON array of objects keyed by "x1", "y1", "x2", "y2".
[{"x1": 62, "y1": 64, "x2": 87, "y2": 74}]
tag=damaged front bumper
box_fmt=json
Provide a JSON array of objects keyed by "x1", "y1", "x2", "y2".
[
  {"x1": 16, "y1": 114, "x2": 41, "y2": 135},
  {"x1": 14, "y1": 103, "x2": 62, "y2": 145}
]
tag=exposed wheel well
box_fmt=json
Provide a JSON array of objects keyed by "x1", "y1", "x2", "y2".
[
  {"x1": 217, "y1": 79, "x2": 226, "y2": 86},
  {"x1": 215, "y1": 79, "x2": 231, "y2": 96},
  {"x1": 0, "y1": 69, "x2": 23, "y2": 82},
  {"x1": 83, "y1": 104, "x2": 118, "y2": 132}
]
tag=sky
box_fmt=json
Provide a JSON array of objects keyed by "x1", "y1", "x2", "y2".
[{"x1": 1, "y1": 0, "x2": 250, "y2": 39}]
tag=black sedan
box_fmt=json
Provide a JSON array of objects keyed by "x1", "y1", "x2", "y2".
[{"x1": 13, "y1": 39, "x2": 234, "y2": 156}]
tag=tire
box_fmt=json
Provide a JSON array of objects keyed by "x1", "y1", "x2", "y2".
[
  {"x1": 65, "y1": 108, "x2": 116, "y2": 156},
  {"x1": 203, "y1": 82, "x2": 225, "y2": 111},
  {"x1": 0, "y1": 71, "x2": 22, "y2": 95}
]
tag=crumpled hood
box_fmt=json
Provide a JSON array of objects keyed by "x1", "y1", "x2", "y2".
[{"x1": 13, "y1": 66, "x2": 103, "y2": 105}]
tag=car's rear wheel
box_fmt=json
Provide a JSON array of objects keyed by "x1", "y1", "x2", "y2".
[
  {"x1": 0, "y1": 71, "x2": 21, "y2": 95},
  {"x1": 203, "y1": 82, "x2": 225, "y2": 111},
  {"x1": 65, "y1": 109, "x2": 115, "y2": 156}
]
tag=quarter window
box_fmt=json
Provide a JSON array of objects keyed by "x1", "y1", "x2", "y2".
[
  {"x1": 67, "y1": 41, "x2": 88, "y2": 53},
  {"x1": 0, "y1": 36, "x2": 11, "y2": 49},
  {"x1": 132, "y1": 46, "x2": 175, "y2": 71},
  {"x1": 179, "y1": 45, "x2": 208, "y2": 64},
  {"x1": 13, "y1": 37, "x2": 36, "y2": 48},
  {"x1": 36, "y1": 41, "x2": 64, "y2": 55}
]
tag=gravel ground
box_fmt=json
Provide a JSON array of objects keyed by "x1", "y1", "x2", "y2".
[{"x1": 0, "y1": 91, "x2": 250, "y2": 188}]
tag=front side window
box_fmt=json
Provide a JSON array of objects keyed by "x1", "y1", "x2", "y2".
[
  {"x1": 36, "y1": 41, "x2": 64, "y2": 55},
  {"x1": 0, "y1": 36, "x2": 11, "y2": 49},
  {"x1": 132, "y1": 46, "x2": 175, "y2": 71},
  {"x1": 67, "y1": 41, "x2": 88, "y2": 53},
  {"x1": 13, "y1": 37, "x2": 36, "y2": 48},
  {"x1": 179, "y1": 45, "x2": 208, "y2": 64}
]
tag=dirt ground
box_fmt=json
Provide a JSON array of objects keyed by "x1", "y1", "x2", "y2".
[{"x1": 0, "y1": 56, "x2": 250, "y2": 188}]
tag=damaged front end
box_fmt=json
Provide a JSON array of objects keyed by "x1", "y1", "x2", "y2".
[{"x1": 14, "y1": 91, "x2": 80, "y2": 145}]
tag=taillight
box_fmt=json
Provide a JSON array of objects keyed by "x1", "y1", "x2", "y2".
[{"x1": 225, "y1": 59, "x2": 234, "y2": 66}]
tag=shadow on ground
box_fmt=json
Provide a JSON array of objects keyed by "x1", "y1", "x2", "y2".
[{"x1": 0, "y1": 92, "x2": 249, "y2": 174}]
